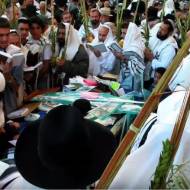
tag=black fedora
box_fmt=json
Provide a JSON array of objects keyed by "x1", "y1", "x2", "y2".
[{"x1": 15, "y1": 105, "x2": 116, "y2": 189}]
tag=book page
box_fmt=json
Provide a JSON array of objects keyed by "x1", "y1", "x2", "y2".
[
  {"x1": 24, "y1": 61, "x2": 43, "y2": 72},
  {"x1": 0, "y1": 51, "x2": 12, "y2": 63},
  {"x1": 108, "y1": 42, "x2": 123, "y2": 53},
  {"x1": 12, "y1": 53, "x2": 25, "y2": 66},
  {"x1": 87, "y1": 43, "x2": 107, "y2": 53},
  {"x1": 7, "y1": 108, "x2": 30, "y2": 119}
]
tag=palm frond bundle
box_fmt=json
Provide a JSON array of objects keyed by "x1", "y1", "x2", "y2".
[
  {"x1": 0, "y1": 0, "x2": 7, "y2": 16},
  {"x1": 49, "y1": 26, "x2": 56, "y2": 55},
  {"x1": 50, "y1": 0, "x2": 54, "y2": 27},
  {"x1": 79, "y1": 0, "x2": 94, "y2": 42},
  {"x1": 141, "y1": 0, "x2": 150, "y2": 48},
  {"x1": 160, "y1": 0, "x2": 166, "y2": 22},
  {"x1": 175, "y1": 2, "x2": 190, "y2": 46},
  {"x1": 116, "y1": 0, "x2": 128, "y2": 42},
  {"x1": 151, "y1": 140, "x2": 173, "y2": 189},
  {"x1": 167, "y1": 162, "x2": 190, "y2": 189}
]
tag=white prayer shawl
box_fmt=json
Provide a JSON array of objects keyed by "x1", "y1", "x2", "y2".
[
  {"x1": 123, "y1": 22, "x2": 145, "y2": 59},
  {"x1": 0, "y1": 73, "x2": 5, "y2": 128},
  {"x1": 149, "y1": 27, "x2": 178, "y2": 72},
  {"x1": 130, "y1": 112, "x2": 157, "y2": 152},
  {"x1": 109, "y1": 53, "x2": 190, "y2": 189},
  {"x1": 104, "y1": 22, "x2": 117, "y2": 38},
  {"x1": 0, "y1": 162, "x2": 43, "y2": 189},
  {"x1": 122, "y1": 22, "x2": 145, "y2": 76},
  {"x1": 88, "y1": 25, "x2": 116, "y2": 76},
  {"x1": 92, "y1": 24, "x2": 114, "y2": 46},
  {"x1": 57, "y1": 23, "x2": 81, "y2": 61},
  {"x1": 150, "y1": 22, "x2": 161, "y2": 37},
  {"x1": 109, "y1": 88, "x2": 188, "y2": 189},
  {"x1": 26, "y1": 36, "x2": 52, "y2": 62},
  {"x1": 149, "y1": 34, "x2": 177, "y2": 54},
  {"x1": 169, "y1": 53, "x2": 190, "y2": 91},
  {"x1": 6, "y1": 44, "x2": 21, "y2": 55}
]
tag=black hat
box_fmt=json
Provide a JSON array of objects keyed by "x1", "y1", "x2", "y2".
[
  {"x1": 72, "y1": 99, "x2": 91, "y2": 116},
  {"x1": 15, "y1": 105, "x2": 116, "y2": 189}
]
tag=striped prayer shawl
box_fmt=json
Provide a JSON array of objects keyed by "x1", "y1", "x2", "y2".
[
  {"x1": 119, "y1": 51, "x2": 145, "y2": 93},
  {"x1": 0, "y1": 164, "x2": 19, "y2": 189},
  {"x1": 130, "y1": 113, "x2": 157, "y2": 152},
  {"x1": 123, "y1": 51, "x2": 145, "y2": 76}
]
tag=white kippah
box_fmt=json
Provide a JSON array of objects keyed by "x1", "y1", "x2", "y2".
[{"x1": 0, "y1": 72, "x2": 5, "y2": 92}]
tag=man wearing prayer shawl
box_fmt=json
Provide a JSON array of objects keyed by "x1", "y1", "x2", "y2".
[
  {"x1": 87, "y1": 24, "x2": 116, "y2": 76},
  {"x1": 145, "y1": 19, "x2": 178, "y2": 79},
  {"x1": 109, "y1": 53, "x2": 190, "y2": 189},
  {"x1": 25, "y1": 16, "x2": 52, "y2": 90},
  {"x1": 112, "y1": 22, "x2": 145, "y2": 94},
  {"x1": 0, "y1": 18, "x2": 24, "y2": 114},
  {"x1": 55, "y1": 23, "x2": 89, "y2": 84}
]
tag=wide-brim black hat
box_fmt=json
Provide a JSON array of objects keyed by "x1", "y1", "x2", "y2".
[{"x1": 15, "y1": 105, "x2": 116, "y2": 189}]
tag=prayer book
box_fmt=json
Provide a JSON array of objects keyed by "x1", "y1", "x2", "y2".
[
  {"x1": 87, "y1": 42, "x2": 107, "y2": 53},
  {"x1": 101, "y1": 73, "x2": 118, "y2": 81},
  {"x1": 108, "y1": 42, "x2": 123, "y2": 53},
  {"x1": 12, "y1": 53, "x2": 25, "y2": 66},
  {"x1": 0, "y1": 51, "x2": 12, "y2": 63},
  {"x1": 24, "y1": 61, "x2": 43, "y2": 72},
  {"x1": 7, "y1": 108, "x2": 30, "y2": 119},
  {"x1": 0, "y1": 51, "x2": 24, "y2": 66}
]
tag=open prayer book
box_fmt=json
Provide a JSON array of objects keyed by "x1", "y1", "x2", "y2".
[
  {"x1": 101, "y1": 73, "x2": 118, "y2": 81},
  {"x1": 7, "y1": 108, "x2": 30, "y2": 120},
  {"x1": 87, "y1": 42, "x2": 107, "y2": 53},
  {"x1": 0, "y1": 51, "x2": 13, "y2": 63},
  {"x1": 24, "y1": 62, "x2": 43, "y2": 72},
  {"x1": 12, "y1": 53, "x2": 25, "y2": 66},
  {"x1": 108, "y1": 42, "x2": 123, "y2": 53},
  {"x1": 0, "y1": 51, "x2": 24, "y2": 66}
]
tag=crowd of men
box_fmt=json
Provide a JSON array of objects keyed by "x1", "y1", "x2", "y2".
[
  {"x1": 0, "y1": 0, "x2": 186, "y2": 114},
  {"x1": 0, "y1": 0, "x2": 190, "y2": 188}
]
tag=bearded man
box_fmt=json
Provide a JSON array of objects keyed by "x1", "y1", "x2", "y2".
[
  {"x1": 55, "y1": 23, "x2": 89, "y2": 85},
  {"x1": 78, "y1": 8, "x2": 102, "y2": 42},
  {"x1": 145, "y1": 19, "x2": 178, "y2": 78}
]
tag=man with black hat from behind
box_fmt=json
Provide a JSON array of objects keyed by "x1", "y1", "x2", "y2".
[{"x1": 0, "y1": 100, "x2": 117, "y2": 189}]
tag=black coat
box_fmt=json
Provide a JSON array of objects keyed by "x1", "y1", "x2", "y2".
[{"x1": 57, "y1": 45, "x2": 89, "y2": 84}]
